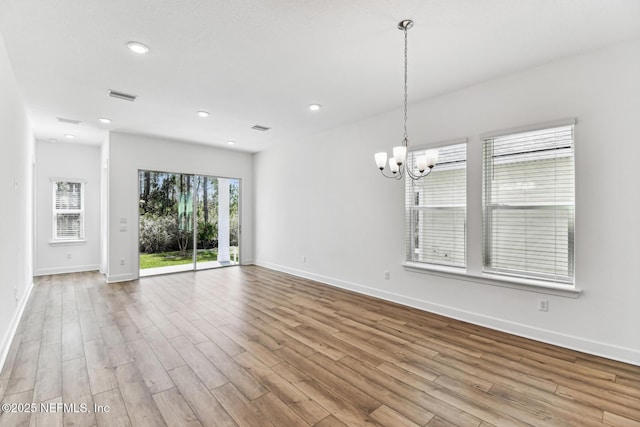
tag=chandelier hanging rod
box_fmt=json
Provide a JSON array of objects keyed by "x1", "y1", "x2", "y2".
[{"x1": 374, "y1": 19, "x2": 439, "y2": 181}]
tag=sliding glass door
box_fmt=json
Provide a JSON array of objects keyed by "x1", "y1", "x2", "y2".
[
  {"x1": 194, "y1": 175, "x2": 240, "y2": 270},
  {"x1": 138, "y1": 170, "x2": 240, "y2": 276}
]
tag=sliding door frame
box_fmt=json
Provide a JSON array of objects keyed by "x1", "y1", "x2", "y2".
[{"x1": 136, "y1": 168, "x2": 242, "y2": 277}]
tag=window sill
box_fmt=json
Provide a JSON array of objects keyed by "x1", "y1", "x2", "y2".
[
  {"x1": 49, "y1": 239, "x2": 87, "y2": 246},
  {"x1": 402, "y1": 261, "x2": 581, "y2": 298}
]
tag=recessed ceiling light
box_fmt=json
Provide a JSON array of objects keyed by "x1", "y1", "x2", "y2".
[
  {"x1": 64, "y1": 134, "x2": 75, "y2": 139},
  {"x1": 99, "y1": 117, "x2": 112, "y2": 124},
  {"x1": 127, "y1": 41, "x2": 150, "y2": 54},
  {"x1": 227, "y1": 140, "x2": 236, "y2": 145},
  {"x1": 309, "y1": 104, "x2": 321, "y2": 111},
  {"x1": 49, "y1": 138, "x2": 57, "y2": 142},
  {"x1": 197, "y1": 111, "x2": 210, "y2": 118}
]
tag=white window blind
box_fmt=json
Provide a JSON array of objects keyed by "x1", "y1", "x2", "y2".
[
  {"x1": 406, "y1": 142, "x2": 466, "y2": 268},
  {"x1": 52, "y1": 181, "x2": 85, "y2": 240},
  {"x1": 482, "y1": 124, "x2": 575, "y2": 284}
]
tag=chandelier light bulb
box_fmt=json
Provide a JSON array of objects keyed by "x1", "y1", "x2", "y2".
[
  {"x1": 389, "y1": 158, "x2": 399, "y2": 174},
  {"x1": 416, "y1": 155, "x2": 427, "y2": 173},
  {"x1": 424, "y1": 149, "x2": 439, "y2": 168},
  {"x1": 375, "y1": 152, "x2": 388, "y2": 170},
  {"x1": 393, "y1": 146, "x2": 407, "y2": 166}
]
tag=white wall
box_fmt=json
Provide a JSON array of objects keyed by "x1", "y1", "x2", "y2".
[
  {"x1": 0, "y1": 33, "x2": 34, "y2": 369},
  {"x1": 34, "y1": 140, "x2": 101, "y2": 275},
  {"x1": 100, "y1": 135, "x2": 109, "y2": 275},
  {"x1": 107, "y1": 132, "x2": 254, "y2": 282},
  {"x1": 254, "y1": 39, "x2": 640, "y2": 364}
]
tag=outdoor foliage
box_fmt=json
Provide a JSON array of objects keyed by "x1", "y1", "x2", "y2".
[
  {"x1": 139, "y1": 249, "x2": 218, "y2": 269},
  {"x1": 198, "y1": 221, "x2": 217, "y2": 249},
  {"x1": 229, "y1": 181, "x2": 239, "y2": 247},
  {"x1": 139, "y1": 214, "x2": 177, "y2": 253}
]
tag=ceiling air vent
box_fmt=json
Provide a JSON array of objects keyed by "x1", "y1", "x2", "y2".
[
  {"x1": 57, "y1": 117, "x2": 81, "y2": 125},
  {"x1": 108, "y1": 89, "x2": 137, "y2": 102},
  {"x1": 251, "y1": 125, "x2": 271, "y2": 132}
]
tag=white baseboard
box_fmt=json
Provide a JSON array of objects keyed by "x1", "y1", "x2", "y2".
[
  {"x1": 0, "y1": 279, "x2": 34, "y2": 374},
  {"x1": 35, "y1": 264, "x2": 100, "y2": 276},
  {"x1": 106, "y1": 273, "x2": 137, "y2": 283},
  {"x1": 254, "y1": 260, "x2": 640, "y2": 366}
]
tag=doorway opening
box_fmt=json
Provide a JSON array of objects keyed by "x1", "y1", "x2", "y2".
[{"x1": 138, "y1": 170, "x2": 240, "y2": 276}]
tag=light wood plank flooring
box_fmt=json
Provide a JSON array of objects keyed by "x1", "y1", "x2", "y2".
[{"x1": 1, "y1": 266, "x2": 638, "y2": 426}]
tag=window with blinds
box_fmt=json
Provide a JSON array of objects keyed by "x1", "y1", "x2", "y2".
[
  {"x1": 52, "y1": 181, "x2": 85, "y2": 240},
  {"x1": 406, "y1": 142, "x2": 466, "y2": 268},
  {"x1": 482, "y1": 124, "x2": 575, "y2": 284}
]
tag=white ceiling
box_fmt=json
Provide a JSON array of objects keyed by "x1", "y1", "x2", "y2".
[{"x1": 1, "y1": 0, "x2": 639, "y2": 152}]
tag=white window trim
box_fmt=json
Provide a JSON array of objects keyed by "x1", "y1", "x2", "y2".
[
  {"x1": 409, "y1": 137, "x2": 468, "y2": 154},
  {"x1": 479, "y1": 117, "x2": 576, "y2": 140},
  {"x1": 480, "y1": 117, "x2": 582, "y2": 290},
  {"x1": 51, "y1": 178, "x2": 86, "y2": 243},
  {"x1": 49, "y1": 239, "x2": 87, "y2": 246},
  {"x1": 406, "y1": 138, "x2": 468, "y2": 269},
  {"x1": 400, "y1": 119, "x2": 580, "y2": 298},
  {"x1": 403, "y1": 261, "x2": 581, "y2": 298}
]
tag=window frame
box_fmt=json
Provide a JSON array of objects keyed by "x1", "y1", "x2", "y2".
[
  {"x1": 481, "y1": 119, "x2": 576, "y2": 286},
  {"x1": 405, "y1": 138, "x2": 468, "y2": 271},
  {"x1": 403, "y1": 119, "x2": 580, "y2": 297},
  {"x1": 51, "y1": 179, "x2": 86, "y2": 242}
]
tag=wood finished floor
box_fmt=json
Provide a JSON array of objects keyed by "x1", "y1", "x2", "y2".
[{"x1": 0, "y1": 266, "x2": 639, "y2": 427}]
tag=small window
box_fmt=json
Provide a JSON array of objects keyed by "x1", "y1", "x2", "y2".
[
  {"x1": 52, "y1": 180, "x2": 85, "y2": 241},
  {"x1": 482, "y1": 124, "x2": 575, "y2": 284},
  {"x1": 406, "y1": 142, "x2": 467, "y2": 268}
]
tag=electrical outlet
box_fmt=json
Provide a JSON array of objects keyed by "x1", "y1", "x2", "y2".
[
  {"x1": 538, "y1": 299, "x2": 549, "y2": 312},
  {"x1": 384, "y1": 271, "x2": 390, "y2": 280},
  {"x1": 302, "y1": 255, "x2": 307, "y2": 263},
  {"x1": 67, "y1": 253, "x2": 72, "y2": 259},
  {"x1": 120, "y1": 258, "x2": 125, "y2": 266}
]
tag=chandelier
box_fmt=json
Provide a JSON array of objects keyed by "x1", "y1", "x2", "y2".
[{"x1": 374, "y1": 20, "x2": 438, "y2": 180}]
